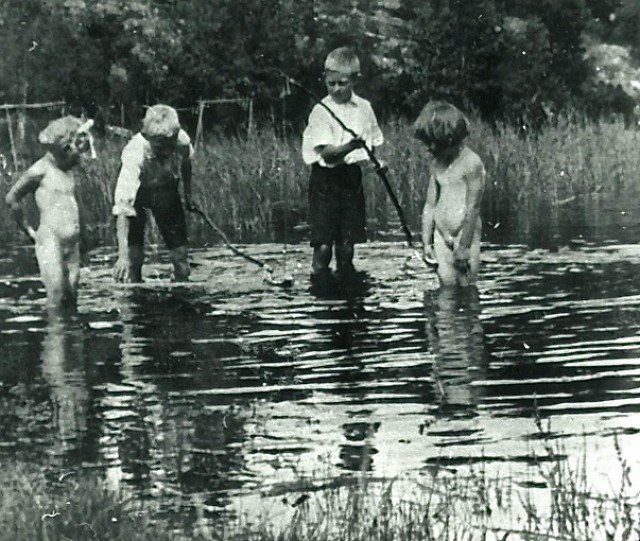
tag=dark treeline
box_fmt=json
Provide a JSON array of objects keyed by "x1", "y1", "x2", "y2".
[{"x1": 0, "y1": 0, "x2": 639, "y2": 132}]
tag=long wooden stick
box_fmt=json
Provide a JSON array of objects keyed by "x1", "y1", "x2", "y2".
[
  {"x1": 189, "y1": 205, "x2": 294, "y2": 287},
  {"x1": 189, "y1": 205, "x2": 272, "y2": 271},
  {"x1": 283, "y1": 74, "x2": 414, "y2": 247}
]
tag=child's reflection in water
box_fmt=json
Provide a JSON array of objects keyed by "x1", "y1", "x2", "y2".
[
  {"x1": 40, "y1": 317, "x2": 89, "y2": 457},
  {"x1": 424, "y1": 287, "x2": 489, "y2": 417}
]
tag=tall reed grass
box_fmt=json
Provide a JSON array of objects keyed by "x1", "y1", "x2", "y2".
[
  {"x1": 1, "y1": 114, "x2": 639, "y2": 248},
  {"x1": 1, "y1": 425, "x2": 638, "y2": 541}
]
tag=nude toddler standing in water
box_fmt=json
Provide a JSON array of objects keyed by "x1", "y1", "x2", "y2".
[
  {"x1": 5, "y1": 116, "x2": 92, "y2": 310},
  {"x1": 414, "y1": 102, "x2": 485, "y2": 287}
]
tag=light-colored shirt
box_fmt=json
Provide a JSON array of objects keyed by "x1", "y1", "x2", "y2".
[
  {"x1": 302, "y1": 93, "x2": 384, "y2": 167},
  {"x1": 112, "y1": 129, "x2": 193, "y2": 217}
]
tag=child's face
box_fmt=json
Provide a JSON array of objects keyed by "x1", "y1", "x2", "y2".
[
  {"x1": 429, "y1": 141, "x2": 463, "y2": 164},
  {"x1": 51, "y1": 133, "x2": 89, "y2": 169},
  {"x1": 324, "y1": 71, "x2": 355, "y2": 104}
]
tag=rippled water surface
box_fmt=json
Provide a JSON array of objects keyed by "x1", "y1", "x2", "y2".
[{"x1": 2, "y1": 194, "x2": 640, "y2": 529}]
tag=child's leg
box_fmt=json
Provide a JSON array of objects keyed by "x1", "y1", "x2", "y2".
[
  {"x1": 312, "y1": 244, "x2": 332, "y2": 275},
  {"x1": 169, "y1": 245, "x2": 190, "y2": 281},
  {"x1": 458, "y1": 231, "x2": 481, "y2": 287},
  {"x1": 151, "y1": 191, "x2": 190, "y2": 281},
  {"x1": 337, "y1": 165, "x2": 365, "y2": 273},
  {"x1": 64, "y1": 243, "x2": 81, "y2": 306},
  {"x1": 35, "y1": 234, "x2": 67, "y2": 308},
  {"x1": 127, "y1": 245, "x2": 145, "y2": 282},
  {"x1": 433, "y1": 229, "x2": 457, "y2": 287},
  {"x1": 335, "y1": 241, "x2": 355, "y2": 273},
  {"x1": 127, "y1": 211, "x2": 146, "y2": 282}
]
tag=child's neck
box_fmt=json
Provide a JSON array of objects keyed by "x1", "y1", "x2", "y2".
[
  {"x1": 46, "y1": 151, "x2": 74, "y2": 172},
  {"x1": 329, "y1": 92, "x2": 353, "y2": 105},
  {"x1": 436, "y1": 144, "x2": 464, "y2": 167}
]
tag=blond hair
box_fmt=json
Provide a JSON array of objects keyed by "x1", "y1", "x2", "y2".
[
  {"x1": 141, "y1": 104, "x2": 181, "y2": 140},
  {"x1": 413, "y1": 101, "x2": 469, "y2": 149},
  {"x1": 324, "y1": 47, "x2": 361, "y2": 75},
  {"x1": 38, "y1": 116, "x2": 84, "y2": 147}
]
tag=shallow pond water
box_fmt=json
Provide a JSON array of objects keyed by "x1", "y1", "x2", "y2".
[{"x1": 2, "y1": 193, "x2": 640, "y2": 531}]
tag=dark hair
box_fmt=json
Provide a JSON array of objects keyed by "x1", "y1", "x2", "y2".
[{"x1": 413, "y1": 101, "x2": 469, "y2": 149}]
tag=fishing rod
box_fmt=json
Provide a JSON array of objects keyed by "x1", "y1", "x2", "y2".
[
  {"x1": 280, "y1": 72, "x2": 414, "y2": 248},
  {"x1": 189, "y1": 204, "x2": 294, "y2": 288}
]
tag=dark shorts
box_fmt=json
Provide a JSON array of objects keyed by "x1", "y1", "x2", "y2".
[
  {"x1": 129, "y1": 186, "x2": 188, "y2": 250},
  {"x1": 308, "y1": 163, "x2": 366, "y2": 247}
]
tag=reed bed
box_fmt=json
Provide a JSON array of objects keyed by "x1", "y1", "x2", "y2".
[
  {"x1": 1, "y1": 114, "x2": 639, "y2": 248},
  {"x1": 1, "y1": 428, "x2": 638, "y2": 541}
]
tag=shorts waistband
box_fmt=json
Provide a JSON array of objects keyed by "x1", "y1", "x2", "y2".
[{"x1": 312, "y1": 162, "x2": 361, "y2": 172}]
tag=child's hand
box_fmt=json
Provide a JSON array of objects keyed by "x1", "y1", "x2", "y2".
[
  {"x1": 349, "y1": 137, "x2": 366, "y2": 150},
  {"x1": 113, "y1": 257, "x2": 131, "y2": 283},
  {"x1": 422, "y1": 244, "x2": 437, "y2": 267},
  {"x1": 25, "y1": 225, "x2": 36, "y2": 241},
  {"x1": 375, "y1": 160, "x2": 389, "y2": 175},
  {"x1": 453, "y1": 246, "x2": 470, "y2": 274}
]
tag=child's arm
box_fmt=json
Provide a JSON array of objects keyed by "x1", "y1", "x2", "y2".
[
  {"x1": 112, "y1": 214, "x2": 132, "y2": 282},
  {"x1": 74, "y1": 182, "x2": 91, "y2": 266},
  {"x1": 4, "y1": 162, "x2": 45, "y2": 240},
  {"x1": 317, "y1": 138, "x2": 365, "y2": 165},
  {"x1": 177, "y1": 130, "x2": 194, "y2": 210},
  {"x1": 455, "y1": 159, "x2": 485, "y2": 254},
  {"x1": 422, "y1": 173, "x2": 437, "y2": 263},
  {"x1": 180, "y1": 149, "x2": 193, "y2": 211}
]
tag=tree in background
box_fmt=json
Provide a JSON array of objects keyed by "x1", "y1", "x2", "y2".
[
  {"x1": 401, "y1": 0, "x2": 503, "y2": 118},
  {"x1": 611, "y1": 0, "x2": 640, "y2": 57},
  {"x1": 495, "y1": 16, "x2": 557, "y2": 127},
  {"x1": 0, "y1": 0, "x2": 637, "y2": 128}
]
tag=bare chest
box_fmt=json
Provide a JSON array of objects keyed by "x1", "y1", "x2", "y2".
[{"x1": 36, "y1": 169, "x2": 77, "y2": 198}]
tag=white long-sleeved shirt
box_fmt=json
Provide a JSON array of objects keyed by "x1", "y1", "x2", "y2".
[
  {"x1": 112, "y1": 129, "x2": 193, "y2": 217},
  {"x1": 302, "y1": 93, "x2": 384, "y2": 167}
]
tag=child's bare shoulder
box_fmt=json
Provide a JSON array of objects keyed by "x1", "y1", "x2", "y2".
[
  {"x1": 461, "y1": 147, "x2": 485, "y2": 175},
  {"x1": 14, "y1": 156, "x2": 51, "y2": 186},
  {"x1": 27, "y1": 156, "x2": 52, "y2": 175}
]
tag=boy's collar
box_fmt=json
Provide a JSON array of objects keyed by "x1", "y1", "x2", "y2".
[{"x1": 327, "y1": 92, "x2": 358, "y2": 106}]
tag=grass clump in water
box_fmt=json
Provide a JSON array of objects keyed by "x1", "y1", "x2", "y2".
[
  {"x1": 1, "y1": 114, "x2": 639, "y2": 246},
  {"x1": 0, "y1": 461, "x2": 179, "y2": 541}
]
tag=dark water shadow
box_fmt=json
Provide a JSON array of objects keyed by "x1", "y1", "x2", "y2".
[{"x1": 308, "y1": 270, "x2": 373, "y2": 300}]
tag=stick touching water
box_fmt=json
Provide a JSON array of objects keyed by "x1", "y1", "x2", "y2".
[{"x1": 189, "y1": 204, "x2": 294, "y2": 288}]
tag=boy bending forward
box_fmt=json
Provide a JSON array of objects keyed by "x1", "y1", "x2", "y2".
[
  {"x1": 5, "y1": 116, "x2": 92, "y2": 310},
  {"x1": 112, "y1": 105, "x2": 193, "y2": 283},
  {"x1": 302, "y1": 47, "x2": 384, "y2": 282}
]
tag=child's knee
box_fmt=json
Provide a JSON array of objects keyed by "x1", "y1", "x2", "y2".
[
  {"x1": 312, "y1": 244, "x2": 332, "y2": 272},
  {"x1": 169, "y1": 246, "x2": 190, "y2": 280},
  {"x1": 437, "y1": 264, "x2": 458, "y2": 287},
  {"x1": 314, "y1": 244, "x2": 332, "y2": 261}
]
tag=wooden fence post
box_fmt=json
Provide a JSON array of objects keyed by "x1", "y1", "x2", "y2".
[
  {"x1": 195, "y1": 100, "x2": 205, "y2": 149},
  {"x1": 247, "y1": 99, "x2": 254, "y2": 136},
  {"x1": 5, "y1": 110, "x2": 18, "y2": 172}
]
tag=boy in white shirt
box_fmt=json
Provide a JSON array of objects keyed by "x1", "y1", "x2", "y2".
[
  {"x1": 302, "y1": 47, "x2": 384, "y2": 283},
  {"x1": 111, "y1": 105, "x2": 194, "y2": 283}
]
